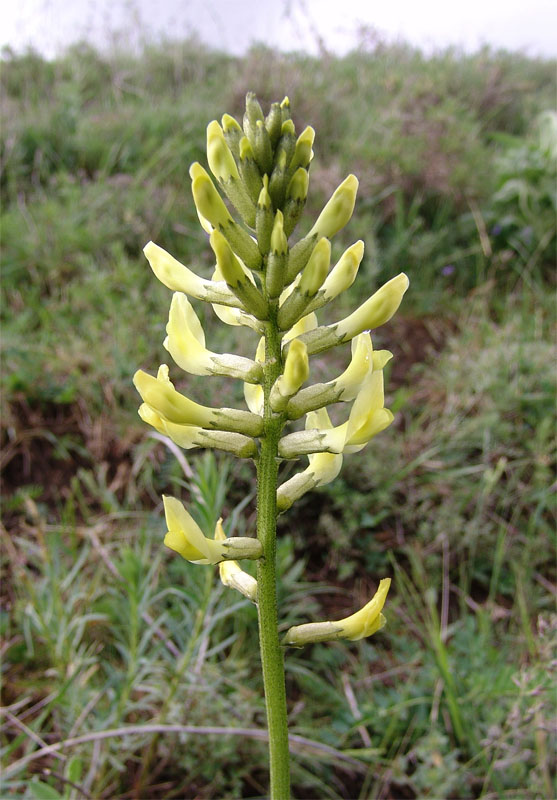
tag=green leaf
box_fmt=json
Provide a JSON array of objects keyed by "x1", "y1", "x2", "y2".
[{"x1": 27, "y1": 780, "x2": 64, "y2": 800}]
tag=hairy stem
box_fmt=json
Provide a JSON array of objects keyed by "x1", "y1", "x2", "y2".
[{"x1": 256, "y1": 311, "x2": 290, "y2": 799}]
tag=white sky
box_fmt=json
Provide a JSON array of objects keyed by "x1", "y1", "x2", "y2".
[{"x1": 2, "y1": 0, "x2": 556, "y2": 58}]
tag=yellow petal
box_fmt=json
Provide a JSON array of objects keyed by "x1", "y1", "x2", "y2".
[
  {"x1": 163, "y1": 496, "x2": 224, "y2": 564},
  {"x1": 338, "y1": 578, "x2": 391, "y2": 640},
  {"x1": 334, "y1": 273, "x2": 409, "y2": 342},
  {"x1": 164, "y1": 293, "x2": 213, "y2": 376}
]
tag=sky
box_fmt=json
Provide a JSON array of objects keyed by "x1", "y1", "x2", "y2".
[{"x1": 2, "y1": 0, "x2": 556, "y2": 59}]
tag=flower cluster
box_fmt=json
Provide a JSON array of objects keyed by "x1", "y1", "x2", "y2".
[{"x1": 135, "y1": 93, "x2": 408, "y2": 644}]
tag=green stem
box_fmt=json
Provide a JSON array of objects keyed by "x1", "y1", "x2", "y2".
[{"x1": 256, "y1": 314, "x2": 290, "y2": 799}]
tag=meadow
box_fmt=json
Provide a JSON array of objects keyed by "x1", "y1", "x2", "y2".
[{"x1": 1, "y1": 38, "x2": 556, "y2": 799}]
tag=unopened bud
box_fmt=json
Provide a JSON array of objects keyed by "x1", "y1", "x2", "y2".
[
  {"x1": 270, "y1": 339, "x2": 309, "y2": 411},
  {"x1": 191, "y1": 170, "x2": 232, "y2": 230},
  {"x1": 207, "y1": 121, "x2": 256, "y2": 226},
  {"x1": 278, "y1": 238, "x2": 330, "y2": 329},
  {"x1": 210, "y1": 230, "x2": 268, "y2": 319},
  {"x1": 299, "y1": 238, "x2": 331, "y2": 295},
  {"x1": 280, "y1": 96, "x2": 291, "y2": 122},
  {"x1": 334, "y1": 273, "x2": 409, "y2": 343},
  {"x1": 293, "y1": 273, "x2": 409, "y2": 356},
  {"x1": 289, "y1": 126, "x2": 315, "y2": 174},
  {"x1": 320, "y1": 240, "x2": 364, "y2": 301},
  {"x1": 238, "y1": 135, "x2": 263, "y2": 203},
  {"x1": 222, "y1": 113, "x2": 243, "y2": 157},
  {"x1": 265, "y1": 101, "x2": 283, "y2": 149},
  {"x1": 244, "y1": 91, "x2": 264, "y2": 145},
  {"x1": 255, "y1": 175, "x2": 274, "y2": 253},
  {"x1": 308, "y1": 175, "x2": 359, "y2": 239},
  {"x1": 283, "y1": 167, "x2": 309, "y2": 236},
  {"x1": 254, "y1": 120, "x2": 273, "y2": 175},
  {"x1": 207, "y1": 121, "x2": 239, "y2": 182},
  {"x1": 266, "y1": 211, "x2": 289, "y2": 298}
]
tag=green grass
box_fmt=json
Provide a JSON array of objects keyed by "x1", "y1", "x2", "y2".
[{"x1": 1, "y1": 39, "x2": 556, "y2": 799}]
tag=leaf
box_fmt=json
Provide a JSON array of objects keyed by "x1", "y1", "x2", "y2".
[{"x1": 27, "y1": 780, "x2": 64, "y2": 800}]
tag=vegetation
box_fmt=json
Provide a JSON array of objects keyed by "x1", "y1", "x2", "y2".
[{"x1": 1, "y1": 39, "x2": 555, "y2": 799}]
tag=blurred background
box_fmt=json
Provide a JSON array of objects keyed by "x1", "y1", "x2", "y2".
[{"x1": 1, "y1": 1, "x2": 556, "y2": 798}]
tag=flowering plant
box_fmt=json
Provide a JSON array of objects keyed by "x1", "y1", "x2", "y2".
[{"x1": 135, "y1": 93, "x2": 408, "y2": 798}]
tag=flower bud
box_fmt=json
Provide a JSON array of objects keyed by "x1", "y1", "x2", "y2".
[
  {"x1": 265, "y1": 101, "x2": 283, "y2": 149},
  {"x1": 238, "y1": 135, "x2": 263, "y2": 203},
  {"x1": 291, "y1": 272, "x2": 409, "y2": 356},
  {"x1": 210, "y1": 230, "x2": 268, "y2": 319},
  {"x1": 288, "y1": 126, "x2": 315, "y2": 174},
  {"x1": 207, "y1": 120, "x2": 240, "y2": 182},
  {"x1": 308, "y1": 175, "x2": 359, "y2": 239},
  {"x1": 207, "y1": 121, "x2": 256, "y2": 227},
  {"x1": 268, "y1": 148, "x2": 288, "y2": 210},
  {"x1": 282, "y1": 579, "x2": 390, "y2": 646},
  {"x1": 286, "y1": 167, "x2": 309, "y2": 203},
  {"x1": 243, "y1": 91, "x2": 264, "y2": 145},
  {"x1": 334, "y1": 273, "x2": 409, "y2": 344},
  {"x1": 278, "y1": 239, "x2": 330, "y2": 330},
  {"x1": 266, "y1": 210, "x2": 289, "y2": 298},
  {"x1": 307, "y1": 241, "x2": 364, "y2": 312},
  {"x1": 254, "y1": 120, "x2": 273, "y2": 175},
  {"x1": 284, "y1": 233, "x2": 318, "y2": 284},
  {"x1": 270, "y1": 339, "x2": 309, "y2": 411},
  {"x1": 189, "y1": 162, "x2": 215, "y2": 232},
  {"x1": 299, "y1": 238, "x2": 331, "y2": 295},
  {"x1": 285, "y1": 333, "x2": 387, "y2": 419},
  {"x1": 280, "y1": 95, "x2": 291, "y2": 122},
  {"x1": 283, "y1": 167, "x2": 309, "y2": 237},
  {"x1": 222, "y1": 113, "x2": 243, "y2": 157},
  {"x1": 255, "y1": 175, "x2": 274, "y2": 253},
  {"x1": 191, "y1": 168, "x2": 232, "y2": 230}
]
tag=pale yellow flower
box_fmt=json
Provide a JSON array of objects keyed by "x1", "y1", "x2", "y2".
[
  {"x1": 143, "y1": 242, "x2": 240, "y2": 307},
  {"x1": 282, "y1": 578, "x2": 391, "y2": 646},
  {"x1": 133, "y1": 365, "x2": 263, "y2": 436},
  {"x1": 163, "y1": 497, "x2": 262, "y2": 565},
  {"x1": 164, "y1": 293, "x2": 262, "y2": 382}
]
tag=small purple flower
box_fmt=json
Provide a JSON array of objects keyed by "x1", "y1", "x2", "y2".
[
  {"x1": 491, "y1": 224, "x2": 502, "y2": 236},
  {"x1": 442, "y1": 264, "x2": 455, "y2": 276}
]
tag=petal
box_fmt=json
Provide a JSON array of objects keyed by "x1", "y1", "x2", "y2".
[{"x1": 339, "y1": 578, "x2": 391, "y2": 641}]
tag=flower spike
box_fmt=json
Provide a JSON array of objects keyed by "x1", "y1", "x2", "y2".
[{"x1": 135, "y1": 95, "x2": 410, "y2": 788}]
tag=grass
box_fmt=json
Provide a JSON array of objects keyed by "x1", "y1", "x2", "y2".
[{"x1": 1, "y1": 38, "x2": 556, "y2": 799}]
